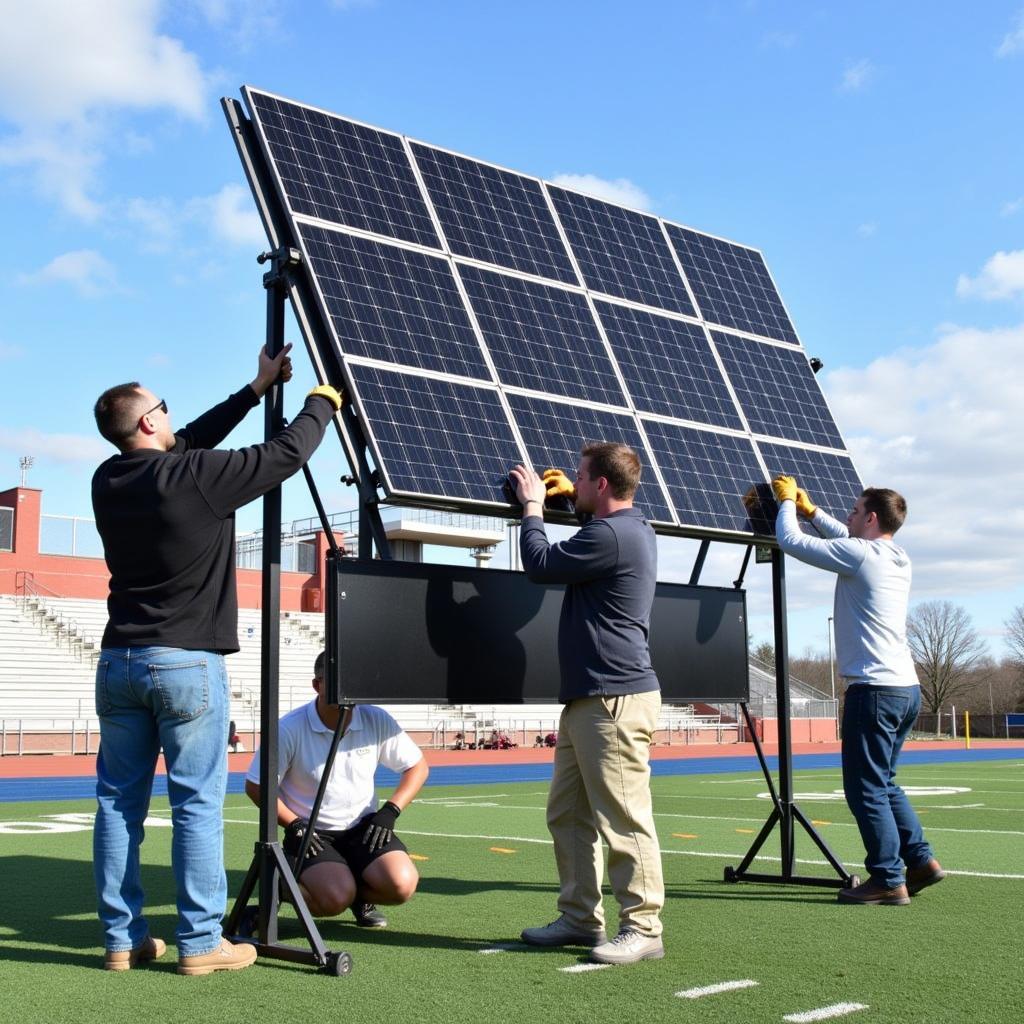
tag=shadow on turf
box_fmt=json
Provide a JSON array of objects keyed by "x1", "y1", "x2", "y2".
[
  {"x1": 0, "y1": 857, "x2": 254, "y2": 970},
  {"x1": 414, "y1": 877, "x2": 558, "y2": 897},
  {"x1": 666, "y1": 879, "x2": 837, "y2": 904}
]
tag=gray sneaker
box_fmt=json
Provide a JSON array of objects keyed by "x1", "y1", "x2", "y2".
[
  {"x1": 589, "y1": 929, "x2": 665, "y2": 965},
  {"x1": 521, "y1": 915, "x2": 606, "y2": 947}
]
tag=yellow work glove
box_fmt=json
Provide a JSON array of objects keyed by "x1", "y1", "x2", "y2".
[
  {"x1": 307, "y1": 384, "x2": 343, "y2": 411},
  {"x1": 542, "y1": 468, "x2": 576, "y2": 503},
  {"x1": 795, "y1": 488, "x2": 817, "y2": 519},
  {"x1": 771, "y1": 474, "x2": 798, "y2": 504}
]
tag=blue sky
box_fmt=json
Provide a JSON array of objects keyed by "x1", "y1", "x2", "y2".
[{"x1": 1, "y1": 1, "x2": 1023, "y2": 660}]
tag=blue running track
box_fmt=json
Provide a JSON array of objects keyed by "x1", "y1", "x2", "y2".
[{"x1": 1, "y1": 746, "x2": 1021, "y2": 803}]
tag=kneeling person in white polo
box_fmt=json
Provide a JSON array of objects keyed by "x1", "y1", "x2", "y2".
[{"x1": 245, "y1": 652, "x2": 428, "y2": 928}]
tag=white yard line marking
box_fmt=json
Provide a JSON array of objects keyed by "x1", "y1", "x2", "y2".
[
  {"x1": 783, "y1": 1002, "x2": 868, "y2": 1022},
  {"x1": 478, "y1": 944, "x2": 519, "y2": 954},
  {"x1": 676, "y1": 979, "x2": 759, "y2": 998},
  {"x1": 418, "y1": 794, "x2": 512, "y2": 803},
  {"x1": 946, "y1": 869, "x2": 1024, "y2": 880},
  {"x1": 559, "y1": 963, "x2": 611, "y2": 973}
]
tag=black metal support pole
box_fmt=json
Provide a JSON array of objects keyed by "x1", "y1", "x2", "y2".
[
  {"x1": 724, "y1": 549, "x2": 856, "y2": 889},
  {"x1": 688, "y1": 539, "x2": 710, "y2": 586},
  {"x1": 223, "y1": 247, "x2": 351, "y2": 975},
  {"x1": 771, "y1": 548, "x2": 795, "y2": 877}
]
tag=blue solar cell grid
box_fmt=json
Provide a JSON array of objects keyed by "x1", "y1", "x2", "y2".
[
  {"x1": 642, "y1": 421, "x2": 768, "y2": 534},
  {"x1": 548, "y1": 187, "x2": 696, "y2": 316},
  {"x1": 459, "y1": 266, "x2": 627, "y2": 407},
  {"x1": 247, "y1": 90, "x2": 439, "y2": 248},
  {"x1": 665, "y1": 225, "x2": 798, "y2": 344},
  {"x1": 298, "y1": 223, "x2": 491, "y2": 380},
  {"x1": 506, "y1": 393, "x2": 673, "y2": 524},
  {"x1": 757, "y1": 442, "x2": 863, "y2": 524},
  {"x1": 596, "y1": 301, "x2": 743, "y2": 429},
  {"x1": 410, "y1": 143, "x2": 577, "y2": 284},
  {"x1": 240, "y1": 88, "x2": 862, "y2": 538},
  {"x1": 711, "y1": 331, "x2": 844, "y2": 448},
  {"x1": 348, "y1": 365, "x2": 522, "y2": 504}
]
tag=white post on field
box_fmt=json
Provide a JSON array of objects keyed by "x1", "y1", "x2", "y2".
[{"x1": 951, "y1": 705, "x2": 956, "y2": 740}]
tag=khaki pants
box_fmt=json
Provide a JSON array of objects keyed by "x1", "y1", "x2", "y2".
[{"x1": 547, "y1": 691, "x2": 664, "y2": 937}]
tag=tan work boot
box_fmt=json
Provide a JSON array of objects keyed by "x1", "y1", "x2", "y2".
[
  {"x1": 104, "y1": 935, "x2": 167, "y2": 971},
  {"x1": 838, "y1": 879, "x2": 910, "y2": 905},
  {"x1": 177, "y1": 939, "x2": 257, "y2": 976},
  {"x1": 906, "y1": 858, "x2": 946, "y2": 895}
]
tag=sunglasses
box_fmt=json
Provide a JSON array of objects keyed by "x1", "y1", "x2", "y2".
[{"x1": 141, "y1": 398, "x2": 167, "y2": 420}]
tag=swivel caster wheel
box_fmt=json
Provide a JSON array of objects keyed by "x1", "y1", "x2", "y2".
[{"x1": 323, "y1": 951, "x2": 353, "y2": 976}]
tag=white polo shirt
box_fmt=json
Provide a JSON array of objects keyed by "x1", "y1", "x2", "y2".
[{"x1": 246, "y1": 701, "x2": 424, "y2": 830}]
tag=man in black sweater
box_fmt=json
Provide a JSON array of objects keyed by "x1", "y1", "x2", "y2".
[
  {"x1": 509, "y1": 443, "x2": 665, "y2": 966},
  {"x1": 90, "y1": 344, "x2": 340, "y2": 975}
]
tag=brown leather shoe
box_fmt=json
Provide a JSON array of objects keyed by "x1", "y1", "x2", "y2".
[
  {"x1": 838, "y1": 879, "x2": 910, "y2": 905},
  {"x1": 906, "y1": 858, "x2": 946, "y2": 895},
  {"x1": 177, "y1": 939, "x2": 257, "y2": 976},
  {"x1": 104, "y1": 935, "x2": 167, "y2": 971}
]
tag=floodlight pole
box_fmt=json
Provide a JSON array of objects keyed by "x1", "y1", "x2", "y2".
[{"x1": 725, "y1": 548, "x2": 856, "y2": 889}]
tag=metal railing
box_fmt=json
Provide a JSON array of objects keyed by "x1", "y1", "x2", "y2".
[
  {"x1": 13, "y1": 574, "x2": 95, "y2": 663},
  {"x1": 1, "y1": 717, "x2": 100, "y2": 756},
  {"x1": 39, "y1": 514, "x2": 104, "y2": 558}
]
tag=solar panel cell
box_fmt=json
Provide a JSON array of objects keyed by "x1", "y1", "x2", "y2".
[
  {"x1": 237, "y1": 88, "x2": 861, "y2": 539},
  {"x1": 548, "y1": 187, "x2": 696, "y2": 316},
  {"x1": 460, "y1": 266, "x2": 628, "y2": 406},
  {"x1": 248, "y1": 91, "x2": 439, "y2": 247},
  {"x1": 711, "y1": 331, "x2": 844, "y2": 448},
  {"x1": 348, "y1": 364, "x2": 523, "y2": 504},
  {"x1": 642, "y1": 420, "x2": 767, "y2": 533},
  {"x1": 757, "y1": 442, "x2": 863, "y2": 524},
  {"x1": 665, "y1": 225, "x2": 798, "y2": 343},
  {"x1": 596, "y1": 301, "x2": 743, "y2": 428},
  {"x1": 506, "y1": 394, "x2": 673, "y2": 524},
  {"x1": 411, "y1": 143, "x2": 577, "y2": 283},
  {"x1": 299, "y1": 224, "x2": 491, "y2": 379}
]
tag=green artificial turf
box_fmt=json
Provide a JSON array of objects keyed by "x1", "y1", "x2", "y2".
[{"x1": 1, "y1": 760, "x2": 1022, "y2": 1024}]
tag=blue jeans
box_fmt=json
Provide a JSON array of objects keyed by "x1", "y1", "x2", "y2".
[
  {"x1": 94, "y1": 647, "x2": 229, "y2": 956},
  {"x1": 841, "y1": 684, "x2": 933, "y2": 888}
]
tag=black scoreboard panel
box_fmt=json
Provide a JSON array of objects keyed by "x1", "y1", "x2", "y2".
[{"x1": 328, "y1": 559, "x2": 749, "y2": 704}]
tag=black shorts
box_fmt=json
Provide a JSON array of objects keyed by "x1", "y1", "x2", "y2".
[{"x1": 284, "y1": 814, "x2": 408, "y2": 880}]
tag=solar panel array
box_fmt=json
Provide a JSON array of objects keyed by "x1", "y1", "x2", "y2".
[{"x1": 243, "y1": 87, "x2": 861, "y2": 538}]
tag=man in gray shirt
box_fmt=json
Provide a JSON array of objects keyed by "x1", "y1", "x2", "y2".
[
  {"x1": 773, "y1": 475, "x2": 944, "y2": 905},
  {"x1": 509, "y1": 443, "x2": 664, "y2": 965}
]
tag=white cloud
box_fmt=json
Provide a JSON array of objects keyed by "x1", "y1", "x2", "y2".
[
  {"x1": 0, "y1": 0, "x2": 208, "y2": 218},
  {"x1": 1000, "y1": 197, "x2": 1024, "y2": 217},
  {"x1": 996, "y1": 9, "x2": 1024, "y2": 57},
  {"x1": 761, "y1": 30, "x2": 798, "y2": 49},
  {"x1": 187, "y1": 0, "x2": 282, "y2": 50},
  {"x1": 825, "y1": 322, "x2": 1024, "y2": 595},
  {"x1": 0, "y1": 428, "x2": 110, "y2": 465},
  {"x1": 856, "y1": 221, "x2": 878, "y2": 237},
  {"x1": 16, "y1": 250, "x2": 120, "y2": 297},
  {"x1": 548, "y1": 174, "x2": 654, "y2": 213},
  {"x1": 123, "y1": 196, "x2": 181, "y2": 251},
  {"x1": 190, "y1": 183, "x2": 266, "y2": 246},
  {"x1": 840, "y1": 58, "x2": 875, "y2": 92},
  {"x1": 956, "y1": 249, "x2": 1024, "y2": 301}
]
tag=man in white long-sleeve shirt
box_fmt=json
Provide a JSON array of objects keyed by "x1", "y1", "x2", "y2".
[{"x1": 772, "y1": 475, "x2": 944, "y2": 905}]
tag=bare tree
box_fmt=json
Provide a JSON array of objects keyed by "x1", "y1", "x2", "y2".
[
  {"x1": 907, "y1": 600, "x2": 986, "y2": 715},
  {"x1": 1004, "y1": 606, "x2": 1024, "y2": 710}
]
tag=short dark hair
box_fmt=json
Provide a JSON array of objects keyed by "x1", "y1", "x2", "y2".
[
  {"x1": 862, "y1": 487, "x2": 907, "y2": 534},
  {"x1": 94, "y1": 383, "x2": 144, "y2": 448},
  {"x1": 314, "y1": 650, "x2": 325, "y2": 678},
  {"x1": 580, "y1": 441, "x2": 641, "y2": 500}
]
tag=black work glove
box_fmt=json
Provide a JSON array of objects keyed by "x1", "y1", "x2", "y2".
[
  {"x1": 361, "y1": 801, "x2": 401, "y2": 853},
  {"x1": 285, "y1": 817, "x2": 325, "y2": 858}
]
